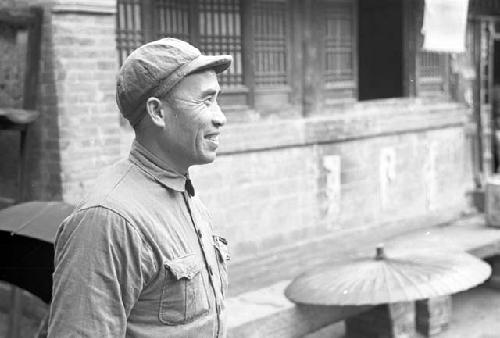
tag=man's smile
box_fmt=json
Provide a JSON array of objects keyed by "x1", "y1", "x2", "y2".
[{"x1": 204, "y1": 132, "x2": 220, "y2": 147}]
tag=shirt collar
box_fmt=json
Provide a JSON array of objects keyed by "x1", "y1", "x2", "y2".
[{"x1": 129, "y1": 140, "x2": 188, "y2": 193}]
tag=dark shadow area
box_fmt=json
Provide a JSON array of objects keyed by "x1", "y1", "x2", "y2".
[
  {"x1": 358, "y1": 0, "x2": 403, "y2": 101},
  {"x1": 493, "y1": 40, "x2": 500, "y2": 172},
  {"x1": 0, "y1": 232, "x2": 54, "y2": 304}
]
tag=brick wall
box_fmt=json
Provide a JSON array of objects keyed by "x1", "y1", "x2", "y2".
[{"x1": 50, "y1": 4, "x2": 120, "y2": 203}]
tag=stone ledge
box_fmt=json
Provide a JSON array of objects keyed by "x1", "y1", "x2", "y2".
[
  {"x1": 51, "y1": 0, "x2": 115, "y2": 15},
  {"x1": 218, "y1": 99, "x2": 469, "y2": 155},
  {"x1": 227, "y1": 281, "x2": 370, "y2": 338},
  {"x1": 226, "y1": 213, "x2": 500, "y2": 337},
  {"x1": 119, "y1": 99, "x2": 471, "y2": 157}
]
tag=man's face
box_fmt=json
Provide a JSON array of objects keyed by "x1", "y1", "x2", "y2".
[{"x1": 160, "y1": 70, "x2": 226, "y2": 171}]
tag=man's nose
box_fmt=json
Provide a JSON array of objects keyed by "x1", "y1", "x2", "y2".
[{"x1": 211, "y1": 103, "x2": 227, "y2": 128}]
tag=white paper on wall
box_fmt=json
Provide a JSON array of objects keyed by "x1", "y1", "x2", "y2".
[
  {"x1": 424, "y1": 141, "x2": 438, "y2": 210},
  {"x1": 422, "y1": 0, "x2": 469, "y2": 53},
  {"x1": 379, "y1": 147, "x2": 396, "y2": 210},
  {"x1": 322, "y1": 155, "x2": 341, "y2": 220}
]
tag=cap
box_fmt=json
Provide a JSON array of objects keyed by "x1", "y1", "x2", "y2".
[{"x1": 116, "y1": 38, "x2": 232, "y2": 126}]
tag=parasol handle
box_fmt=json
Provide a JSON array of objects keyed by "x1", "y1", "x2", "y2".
[{"x1": 375, "y1": 245, "x2": 386, "y2": 260}]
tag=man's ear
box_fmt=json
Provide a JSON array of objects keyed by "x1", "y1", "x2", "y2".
[{"x1": 146, "y1": 97, "x2": 166, "y2": 128}]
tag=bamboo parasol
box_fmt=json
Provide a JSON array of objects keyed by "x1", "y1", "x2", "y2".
[{"x1": 284, "y1": 246, "x2": 491, "y2": 306}]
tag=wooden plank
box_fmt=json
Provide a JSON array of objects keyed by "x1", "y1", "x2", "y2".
[
  {"x1": 289, "y1": 0, "x2": 303, "y2": 110},
  {"x1": 23, "y1": 7, "x2": 42, "y2": 111},
  {"x1": 402, "y1": 0, "x2": 417, "y2": 97},
  {"x1": 241, "y1": 0, "x2": 255, "y2": 107},
  {"x1": 352, "y1": 0, "x2": 359, "y2": 100},
  {"x1": 302, "y1": 0, "x2": 322, "y2": 115},
  {"x1": 141, "y1": 0, "x2": 153, "y2": 42},
  {"x1": 227, "y1": 281, "x2": 371, "y2": 338},
  {"x1": 189, "y1": 0, "x2": 199, "y2": 45},
  {"x1": 0, "y1": 109, "x2": 39, "y2": 125},
  {"x1": 0, "y1": 8, "x2": 34, "y2": 26},
  {"x1": 472, "y1": 18, "x2": 485, "y2": 175}
]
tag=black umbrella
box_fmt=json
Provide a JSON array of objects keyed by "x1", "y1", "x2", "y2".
[{"x1": 0, "y1": 201, "x2": 74, "y2": 303}]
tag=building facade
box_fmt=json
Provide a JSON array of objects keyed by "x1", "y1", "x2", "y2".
[{"x1": 0, "y1": 0, "x2": 485, "y2": 295}]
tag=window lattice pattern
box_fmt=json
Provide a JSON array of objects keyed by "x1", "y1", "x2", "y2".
[
  {"x1": 253, "y1": 0, "x2": 288, "y2": 87},
  {"x1": 154, "y1": 0, "x2": 191, "y2": 41},
  {"x1": 198, "y1": 0, "x2": 243, "y2": 87},
  {"x1": 419, "y1": 51, "x2": 441, "y2": 78},
  {"x1": 323, "y1": 2, "x2": 354, "y2": 84},
  {"x1": 419, "y1": 50, "x2": 445, "y2": 94},
  {"x1": 116, "y1": 0, "x2": 144, "y2": 66}
]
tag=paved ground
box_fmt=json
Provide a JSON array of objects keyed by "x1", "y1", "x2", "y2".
[
  {"x1": 439, "y1": 285, "x2": 500, "y2": 338},
  {"x1": 308, "y1": 284, "x2": 500, "y2": 338},
  {"x1": 0, "y1": 283, "x2": 499, "y2": 337}
]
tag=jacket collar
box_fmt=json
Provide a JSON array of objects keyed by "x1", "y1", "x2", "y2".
[{"x1": 129, "y1": 140, "x2": 188, "y2": 193}]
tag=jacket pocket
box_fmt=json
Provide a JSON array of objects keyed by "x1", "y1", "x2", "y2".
[
  {"x1": 159, "y1": 254, "x2": 210, "y2": 325},
  {"x1": 213, "y1": 235, "x2": 230, "y2": 296}
]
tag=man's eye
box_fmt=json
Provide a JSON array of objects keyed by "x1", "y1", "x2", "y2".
[{"x1": 203, "y1": 96, "x2": 215, "y2": 106}]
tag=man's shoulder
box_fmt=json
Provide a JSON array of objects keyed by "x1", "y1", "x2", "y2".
[
  {"x1": 78, "y1": 159, "x2": 139, "y2": 212},
  {"x1": 77, "y1": 158, "x2": 163, "y2": 223}
]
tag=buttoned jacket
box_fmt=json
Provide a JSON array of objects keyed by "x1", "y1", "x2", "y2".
[{"x1": 48, "y1": 141, "x2": 229, "y2": 337}]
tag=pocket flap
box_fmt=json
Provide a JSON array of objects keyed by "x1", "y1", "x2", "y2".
[{"x1": 165, "y1": 254, "x2": 202, "y2": 280}]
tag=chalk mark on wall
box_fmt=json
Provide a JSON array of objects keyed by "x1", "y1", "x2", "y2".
[
  {"x1": 322, "y1": 155, "x2": 341, "y2": 223},
  {"x1": 379, "y1": 147, "x2": 396, "y2": 209}
]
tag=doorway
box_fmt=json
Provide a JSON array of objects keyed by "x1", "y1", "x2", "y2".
[{"x1": 358, "y1": 0, "x2": 404, "y2": 101}]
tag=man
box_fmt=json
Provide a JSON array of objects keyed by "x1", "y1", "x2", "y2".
[{"x1": 47, "y1": 38, "x2": 232, "y2": 337}]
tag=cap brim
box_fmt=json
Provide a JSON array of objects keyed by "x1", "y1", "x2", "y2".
[
  {"x1": 152, "y1": 54, "x2": 233, "y2": 99},
  {"x1": 185, "y1": 54, "x2": 233, "y2": 75}
]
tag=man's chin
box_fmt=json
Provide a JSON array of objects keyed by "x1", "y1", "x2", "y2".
[{"x1": 195, "y1": 153, "x2": 217, "y2": 165}]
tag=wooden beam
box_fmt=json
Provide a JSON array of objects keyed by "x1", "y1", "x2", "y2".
[
  {"x1": 289, "y1": 0, "x2": 304, "y2": 110},
  {"x1": 241, "y1": 0, "x2": 255, "y2": 108},
  {"x1": 402, "y1": 0, "x2": 417, "y2": 97},
  {"x1": 302, "y1": 0, "x2": 322, "y2": 116},
  {"x1": 23, "y1": 7, "x2": 43, "y2": 111},
  {"x1": 0, "y1": 8, "x2": 34, "y2": 26}
]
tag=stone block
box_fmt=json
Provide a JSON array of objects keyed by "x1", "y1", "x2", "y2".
[
  {"x1": 416, "y1": 296, "x2": 452, "y2": 336},
  {"x1": 345, "y1": 302, "x2": 416, "y2": 338},
  {"x1": 486, "y1": 176, "x2": 500, "y2": 227},
  {"x1": 487, "y1": 255, "x2": 500, "y2": 289}
]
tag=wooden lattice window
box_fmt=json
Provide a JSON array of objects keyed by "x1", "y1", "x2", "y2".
[
  {"x1": 313, "y1": 0, "x2": 357, "y2": 105},
  {"x1": 116, "y1": 0, "x2": 144, "y2": 66},
  {"x1": 198, "y1": 0, "x2": 243, "y2": 87},
  {"x1": 153, "y1": 0, "x2": 190, "y2": 41},
  {"x1": 418, "y1": 51, "x2": 447, "y2": 95},
  {"x1": 116, "y1": 0, "x2": 243, "y2": 88},
  {"x1": 323, "y1": 2, "x2": 354, "y2": 84},
  {"x1": 253, "y1": 0, "x2": 288, "y2": 87}
]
